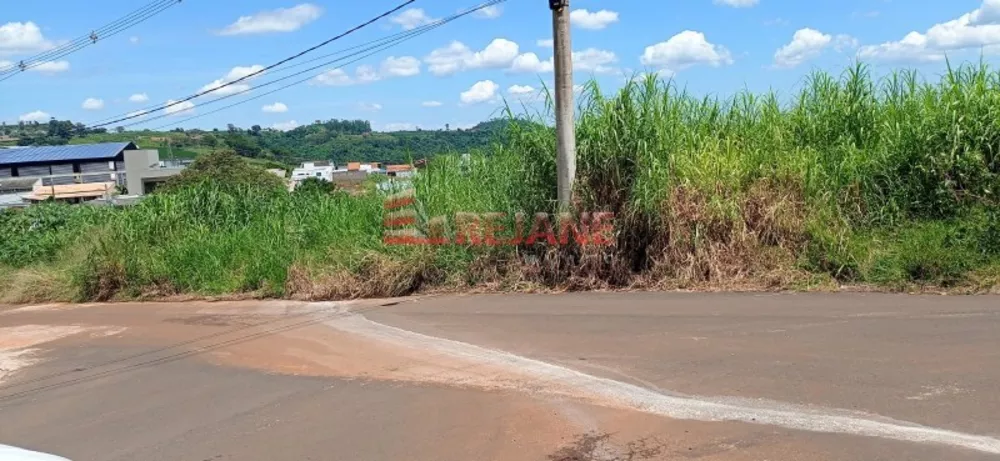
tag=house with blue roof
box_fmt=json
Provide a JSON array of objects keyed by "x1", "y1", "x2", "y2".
[{"x1": 0, "y1": 142, "x2": 184, "y2": 207}]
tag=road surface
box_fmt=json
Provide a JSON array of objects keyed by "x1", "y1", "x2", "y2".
[{"x1": 1, "y1": 293, "x2": 999, "y2": 460}]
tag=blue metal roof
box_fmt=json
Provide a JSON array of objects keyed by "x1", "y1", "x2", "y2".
[{"x1": 0, "y1": 142, "x2": 136, "y2": 166}]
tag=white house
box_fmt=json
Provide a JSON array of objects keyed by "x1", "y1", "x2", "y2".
[{"x1": 290, "y1": 161, "x2": 335, "y2": 186}]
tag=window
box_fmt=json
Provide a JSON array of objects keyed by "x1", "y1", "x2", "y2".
[{"x1": 316, "y1": 172, "x2": 322, "y2": 177}]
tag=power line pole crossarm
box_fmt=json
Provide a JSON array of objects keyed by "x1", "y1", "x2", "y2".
[{"x1": 550, "y1": 0, "x2": 576, "y2": 209}]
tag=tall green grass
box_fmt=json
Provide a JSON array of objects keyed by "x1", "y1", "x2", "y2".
[{"x1": 5, "y1": 62, "x2": 1000, "y2": 301}]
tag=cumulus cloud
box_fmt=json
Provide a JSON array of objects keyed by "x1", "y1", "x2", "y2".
[
  {"x1": 129, "y1": 36, "x2": 140, "y2": 44},
  {"x1": 200, "y1": 65, "x2": 265, "y2": 96},
  {"x1": 391, "y1": 8, "x2": 437, "y2": 30},
  {"x1": 218, "y1": 4, "x2": 322, "y2": 35},
  {"x1": 380, "y1": 56, "x2": 421, "y2": 77},
  {"x1": 165, "y1": 99, "x2": 196, "y2": 117},
  {"x1": 714, "y1": 0, "x2": 759, "y2": 7},
  {"x1": 774, "y1": 28, "x2": 832, "y2": 68},
  {"x1": 129, "y1": 93, "x2": 149, "y2": 103},
  {"x1": 82, "y1": 98, "x2": 105, "y2": 110},
  {"x1": 422, "y1": 100, "x2": 443, "y2": 107},
  {"x1": 859, "y1": 0, "x2": 1000, "y2": 63},
  {"x1": 570, "y1": 9, "x2": 619, "y2": 30},
  {"x1": 272, "y1": 120, "x2": 299, "y2": 131},
  {"x1": 424, "y1": 39, "x2": 519, "y2": 75},
  {"x1": 508, "y1": 84, "x2": 536, "y2": 96},
  {"x1": 537, "y1": 38, "x2": 554, "y2": 48},
  {"x1": 28, "y1": 61, "x2": 69, "y2": 73},
  {"x1": 460, "y1": 80, "x2": 500, "y2": 104},
  {"x1": 0, "y1": 22, "x2": 54, "y2": 55},
  {"x1": 262, "y1": 102, "x2": 288, "y2": 113},
  {"x1": 314, "y1": 68, "x2": 352, "y2": 86},
  {"x1": 19, "y1": 110, "x2": 50, "y2": 123},
  {"x1": 573, "y1": 48, "x2": 618, "y2": 73},
  {"x1": 640, "y1": 31, "x2": 733, "y2": 73},
  {"x1": 474, "y1": 5, "x2": 503, "y2": 19},
  {"x1": 510, "y1": 52, "x2": 553, "y2": 73},
  {"x1": 359, "y1": 102, "x2": 383, "y2": 112}
]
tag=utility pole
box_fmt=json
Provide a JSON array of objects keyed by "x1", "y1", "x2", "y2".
[{"x1": 550, "y1": 0, "x2": 576, "y2": 209}]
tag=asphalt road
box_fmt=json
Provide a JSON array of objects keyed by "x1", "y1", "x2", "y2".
[{"x1": 1, "y1": 293, "x2": 999, "y2": 460}]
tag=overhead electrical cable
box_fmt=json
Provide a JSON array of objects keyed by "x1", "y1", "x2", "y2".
[
  {"x1": 0, "y1": 0, "x2": 183, "y2": 79},
  {"x1": 126, "y1": 0, "x2": 505, "y2": 131},
  {"x1": 84, "y1": 0, "x2": 418, "y2": 129}
]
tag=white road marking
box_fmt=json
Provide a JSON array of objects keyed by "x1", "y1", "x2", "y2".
[
  {"x1": 0, "y1": 444, "x2": 71, "y2": 460},
  {"x1": 326, "y1": 311, "x2": 1000, "y2": 455}
]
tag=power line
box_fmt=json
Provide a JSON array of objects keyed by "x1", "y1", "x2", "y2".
[
  {"x1": 86, "y1": 0, "x2": 418, "y2": 129},
  {"x1": 129, "y1": 0, "x2": 504, "y2": 131},
  {"x1": 0, "y1": 0, "x2": 183, "y2": 79}
]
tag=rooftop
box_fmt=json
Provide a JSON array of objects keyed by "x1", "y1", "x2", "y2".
[{"x1": 0, "y1": 142, "x2": 137, "y2": 167}]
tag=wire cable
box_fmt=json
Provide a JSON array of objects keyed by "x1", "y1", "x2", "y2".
[
  {"x1": 85, "y1": 0, "x2": 417, "y2": 129},
  {"x1": 0, "y1": 0, "x2": 183, "y2": 79},
  {"x1": 125, "y1": 0, "x2": 504, "y2": 131}
]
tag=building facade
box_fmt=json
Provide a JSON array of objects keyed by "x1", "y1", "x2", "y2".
[{"x1": 0, "y1": 142, "x2": 183, "y2": 207}]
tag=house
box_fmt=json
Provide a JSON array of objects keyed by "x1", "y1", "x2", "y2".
[
  {"x1": 345, "y1": 162, "x2": 384, "y2": 173},
  {"x1": 0, "y1": 142, "x2": 184, "y2": 206},
  {"x1": 290, "y1": 161, "x2": 335, "y2": 188},
  {"x1": 386, "y1": 164, "x2": 415, "y2": 178}
]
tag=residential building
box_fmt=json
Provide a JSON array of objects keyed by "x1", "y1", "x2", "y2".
[
  {"x1": 290, "y1": 161, "x2": 335, "y2": 187},
  {"x1": 0, "y1": 142, "x2": 184, "y2": 207}
]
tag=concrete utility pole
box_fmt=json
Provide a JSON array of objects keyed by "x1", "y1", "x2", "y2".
[{"x1": 550, "y1": 0, "x2": 576, "y2": 208}]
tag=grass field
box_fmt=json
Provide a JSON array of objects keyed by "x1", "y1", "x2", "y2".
[{"x1": 4, "y1": 63, "x2": 1000, "y2": 302}]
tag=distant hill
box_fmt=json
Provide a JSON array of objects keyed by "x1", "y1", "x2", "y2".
[{"x1": 62, "y1": 118, "x2": 520, "y2": 165}]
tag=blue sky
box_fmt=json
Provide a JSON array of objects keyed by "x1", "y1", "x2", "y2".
[{"x1": 2, "y1": 0, "x2": 999, "y2": 132}]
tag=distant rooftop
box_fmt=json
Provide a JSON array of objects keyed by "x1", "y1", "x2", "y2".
[{"x1": 0, "y1": 142, "x2": 137, "y2": 167}]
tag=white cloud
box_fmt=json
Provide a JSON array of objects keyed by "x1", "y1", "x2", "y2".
[
  {"x1": 81, "y1": 98, "x2": 105, "y2": 110},
  {"x1": 129, "y1": 93, "x2": 149, "y2": 103},
  {"x1": 381, "y1": 56, "x2": 421, "y2": 77},
  {"x1": 474, "y1": 5, "x2": 503, "y2": 19},
  {"x1": 460, "y1": 80, "x2": 499, "y2": 104},
  {"x1": 391, "y1": 8, "x2": 437, "y2": 30},
  {"x1": 314, "y1": 68, "x2": 352, "y2": 86},
  {"x1": 262, "y1": 102, "x2": 288, "y2": 113},
  {"x1": 218, "y1": 4, "x2": 322, "y2": 35},
  {"x1": 570, "y1": 9, "x2": 619, "y2": 30},
  {"x1": 422, "y1": 100, "x2": 443, "y2": 107},
  {"x1": 18, "y1": 110, "x2": 50, "y2": 123},
  {"x1": 200, "y1": 64, "x2": 264, "y2": 96},
  {"x1": 510, "y1": 52, "x2": 553, "y2": 73},
  {"x1": 537, "y1": 38, "x2": 554, "y2": 48},
  {"x1": 28, "y1": 61, "x2": 69, "y2": 73},
  {"x1": 424, "y1": 39, "x2": 520, "y2": 75},
  {"x1": 508, "y1": 84, "x2": 536, "y2": 95},
  {"x1": 859, "y1": 0, "x2": 1000, "y2": 63},
  {"x1": 774, "y1": 28, "x2": 832, "y2": 68},
  {"x1": 573, "y1": 48, "x2": 618, "y2": 73},
  {"x1": 165, "y1": 99, "x2": 196, "y2": 117},
  {"x1": 640, "y1": 31, "x2": 734, "y2": 73},
  {"x1": 714, "y1": 0, "x2": 759, "y2": 7},
  {"x1": 359, "y1": 102, "x2": 383, "y2": 112},
  {"x1": 129, "y1": 36, "x2": 140, "y2": 44},
  {"x1": 272, "y1": 120, "x2": 299, "y2": 131},
  {"x1": 0, "y1": 22, "x2": 54, "y2": 55},
  {"x1": 355, "y1": 64, "x2": 381, "y2": 83},
  {"x1": 384, "y1": 122, "x2": 418, "y2": 131}
]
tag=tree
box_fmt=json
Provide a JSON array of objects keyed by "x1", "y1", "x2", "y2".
[
  {"x1": 116, "y1": 126, "x2": 125, "y2": 134},
  {"x1": 160, "y1": 149, "x2": 286, "y2": 193},
  {"x1": 251, "y1": 125, "x2": 262, "y2": 136}
]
